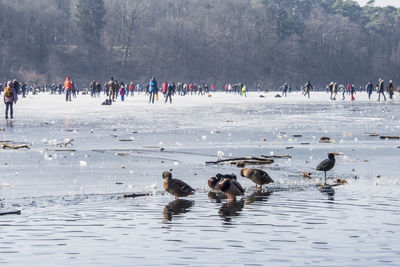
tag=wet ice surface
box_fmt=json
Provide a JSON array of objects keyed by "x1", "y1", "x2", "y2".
[{"x1": 1, "y1": 92, "x2": 400, "y2": 266}]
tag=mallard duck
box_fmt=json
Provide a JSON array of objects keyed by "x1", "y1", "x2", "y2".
[
  {"x1": 316, "y1": 153, "x2": 335, "y2": 184},
  {"x1": 208, "y1": 173, "x2": 237, "y2": 190},
  {"x1": 240, "y1": 168, "x2": 274, "y2": 189},
  {"x1": 162, "y1": 171, "x2": 195, "y2": 199},
  {"x1": 218, "y1": 178, "x2": 245, "y2": 200}
]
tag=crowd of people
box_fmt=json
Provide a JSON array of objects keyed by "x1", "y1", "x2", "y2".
[{"x1": 1, "y1": 76, "x2": 398, "y2": 119}]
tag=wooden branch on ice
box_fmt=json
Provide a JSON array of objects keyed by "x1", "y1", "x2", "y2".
[
  {"x1": 0, "y1": 210, "x2": 21, "y2": 216},
  {"x1": 45, "y1": 148, "x2": 76, "y2": 152},
  {"x1": 56, "y1": 139, "x2": 74, "y2": 147},
  {"x1": 380, "y1": 136, "x2": 400, "y2": 140},
  {"x1": 261, "y1": 155, "x2": 292, "y2": 159},
  {"x1": 206, "y1": 156, "x2": 278, "y2": 165},
  {"x1": 123, "y1": 193, "x2": 148, "y2": 198},
  {"x1": 1, "y1": 143, "x2": 30, "y2": 149}
]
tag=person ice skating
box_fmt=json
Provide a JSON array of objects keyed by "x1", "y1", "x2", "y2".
[
  {"x1": 303, "y1": 81, "x2": 313, "y2": 98},
  {"x1": 4, "y1": 81, "x2": 18, "y2": 119},
  {"x1": 241, "y1": 84, "x2": 247, "y2": 97},
  {"x1": 282, "y1": 83, "x2": 288, "y2": 97},
  {"x1": 165, "y1": 82, "x2": 175, "y2": 104},
  {"x1": 129, "y1": 82, "x2": 134, "y2": 96},
  {"x1": 106, "y1": 77, "x2": 115, "y2": 101},
  {"x1": 162, "y1": 81, "x2": 168, "y2": 98},
  {"x1": 339, "y1": 84, "x2": 346, "y2": 100},
  {"x1": 366, "y1": 81, "x2": 373, "y2": 100},
  {"x1": 64, "y1": 76, "x2": 72, "y2": 101},
  {"x1": 149, "y1": 77, "x2": 158, "y2": 104},
  {"x1": 332, "y1": 82, "x2": 338, "y2": 100},
  {"x1": 377, "y1": 79, "x2": 386, "y2": 101},
  {"x1": 119, "y1": 82, "x2": 126, "y2": 102},
  {"x1": 328, "y1": 82, "x2": 334, "y2": 99},
  {"x1": 388, "y1": 80, "x2": 395, "y2": 100},
  {"x1": 350, "y1": 84, "x2": 356, "y2": 101}
]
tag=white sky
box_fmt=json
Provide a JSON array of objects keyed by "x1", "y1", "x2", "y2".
[{"x1": 356, "y1": 0, "x2": 400, "y2": 7}]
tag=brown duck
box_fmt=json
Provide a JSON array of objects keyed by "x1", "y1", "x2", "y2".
[
  {"x1": 208, "y1": 173, "x2": 237, "y2": 191},
  {"x1": 240, "y1": 168, "x2": 274, "y2": 189},
  {"x1": 218, "y1": 178, "x2": 245, "y2": 200},
  {"x1": 162, "y1": 171, "x2": 195, "y2": 199}
]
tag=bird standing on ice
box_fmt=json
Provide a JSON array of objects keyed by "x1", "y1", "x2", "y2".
[
  {"x1": 162, "y1": 171, "x2": 195, "y2": 200},
  {"x1": 240, "y1": 168, "x2": 274, "y2": 190},
  {"x1": 218, "y1": 178, "x2": 245, "y2": 201},
  {"x1": 316, "y1": 153, "x2": 336, "y2": 185}
]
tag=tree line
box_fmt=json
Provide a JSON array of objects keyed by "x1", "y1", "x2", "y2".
[{"x1": 0, "y1": 0, "x2": 399, "y2": 88}]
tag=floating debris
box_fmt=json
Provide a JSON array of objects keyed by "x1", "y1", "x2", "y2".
[
  {"x1": 115, "y1": 152, "x2": 130, "y2": 156},
  {"x1": 79, "y1": 161, "x2": 87, "y2": 167},
  {"x1": 302, "y1": 171, "x2": 312, "y2": 179},
  {"x1": 0, "y1": 210, "x2": 21, "y2": 216},
  {"x1": 319, "y1": 137, "x2": 336, "y2": 143},
  {"x1": 1, "y1": 143, "x2": 30, "y2": 150},
  {"x1": 123, "y1": 193, "x2": 148, "y2": 198},
  {"x1": 364, "y1": 132, "x2": 379, "y2": 137},
  {"x1": 292, "y1": 134, "x2": 303, "y2": 138},
  {"x1": 333, "y1": 178, "x2": 348, "y2": 184},
  {"x1": 380, "y1": 136, "x2": 400, "y2": 140}
]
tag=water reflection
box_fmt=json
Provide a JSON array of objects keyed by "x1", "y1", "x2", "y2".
[
  {"x1": 163, "y1": 199, "x2": 194, "y2": 221},
  {"x1": 244, "y1": 191, "x2": 272, "y2": 205},
  {"x1": 218, "y1": 200, "x2": 244, "y2": 222},
  {"x1": 317, "y1": 184, "x2": 335, "y2": 201},
  {"x1": 208, "y1": 191, "x2": 227, "y2": 203}
]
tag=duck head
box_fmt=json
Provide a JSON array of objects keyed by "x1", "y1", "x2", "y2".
[
  {"x1": 162, "y1": 171, "x2": 172, "y2": 180},
  {"x1": 208, "y1": 177, "x2": 219, "y2": 190}
]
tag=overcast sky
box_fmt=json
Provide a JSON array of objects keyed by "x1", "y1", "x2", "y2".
[{"x1": 356, "y1": 0, "x2": 400, "y2": 7}]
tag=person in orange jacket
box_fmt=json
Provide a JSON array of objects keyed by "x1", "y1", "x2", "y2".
[{"x1": 64, "y1": 76, "x2": 72, "y2": 101}]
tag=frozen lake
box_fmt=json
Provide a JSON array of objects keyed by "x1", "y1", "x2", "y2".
[{"x1": 1, "y1": 91, "x2": 400, "y2": 266}]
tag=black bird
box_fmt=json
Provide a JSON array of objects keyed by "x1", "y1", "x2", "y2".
[{"x1": 316, "y1": 153, "x2": 335, "y2": 184}]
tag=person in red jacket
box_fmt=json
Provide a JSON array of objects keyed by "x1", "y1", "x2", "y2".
[
  {"x1": 189, "y1": 83, "x2": 194, "y2": 95},
  {"x1": 162, "y1": 82, "x2": 168, "y2": 97},
  {"x1": 64, "y1": 76, "x2": 72, "y2": 101},
  {"x1": 129, "y1": 82, "x2": 134, "y2": 96}
]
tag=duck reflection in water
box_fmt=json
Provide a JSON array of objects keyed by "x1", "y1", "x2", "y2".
[
  {"x1": 163, "y1": 199, "x2": 194, "y2": 221},
  {"x1": 208, "y1": 191, "x2": 227, "y2": 203},
  {"x1": 218, "y1": 199, "x2": 244, "y2": 222},
  {"x1": 244, "y1": 191, "x2": 272, "y2": 205}
]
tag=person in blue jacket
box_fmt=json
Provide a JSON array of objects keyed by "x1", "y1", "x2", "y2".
[{"x1": 149, "y1": 77, "x2": 158, "y2": 104}]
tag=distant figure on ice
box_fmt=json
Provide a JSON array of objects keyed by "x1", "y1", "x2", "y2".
[
  {"x1": 64, "y1": 76, "x2": 72, "y2": 101},
  {"x1": 119, "y1": 82, "x2": 126, "y2": 102},
  {"x1": 4, "y1": 81, "x2": 18, "y2": 119},
  {"x1": 303, "y1": 81, "x2": 313, "y2": 98},
  {"x1": 165, "y1": 82, "x2": 175, "y2": 104},
  {"x1": 241, "y1": 84, "x2": 247, "y2": 97},
  {"x1": 149, "y1": 77, "x2": 158, "y2": 104},
  {"x1": 377, "y1": 79, "x2": 386, "y2": 101},
  {"x1": 388, "y1": 80, "x2": 395, "y2": 100},
  {"x1": 129, "y1": 82, "x2": 134, "y2": 96},
  {"x1": 366, "y1": 81, "x2": 374, "y2": 100},
  {"x1": 350, "y1": 84, "x2": 356, "y2": 101},
  {"x1": 106, "y1": 77, "x2": 115, "y2": 101},
  {"x1": 282, "y1": 83, "x2": 288, "y2": 97}
]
